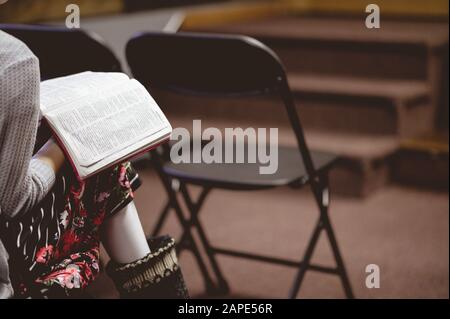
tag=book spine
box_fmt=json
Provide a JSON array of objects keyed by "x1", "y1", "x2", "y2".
[{"x1": 43, "y1": 117, "x2": 83, "y2": 181}]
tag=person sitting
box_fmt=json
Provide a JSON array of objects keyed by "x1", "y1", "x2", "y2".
[{"x1": 0, "y1": 30, "x2": 188, "y2": 299}]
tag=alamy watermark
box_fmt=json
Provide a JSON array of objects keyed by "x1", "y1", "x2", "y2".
[
  {"x1": 365, "y1": 264, "x2": 381, "y2": 288},
  {"x1": 170, "y1": 120, "x2": 279, "y2": 175},
  {"x1": 65, "y1": 4, "x2": 80, "y2": 29},
  {"x1": 365, "y1": 4, "x2": 380, "y2": 29}
]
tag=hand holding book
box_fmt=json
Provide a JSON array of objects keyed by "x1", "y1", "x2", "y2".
[{"x1": 40, "y1": 72, "x2": 172, "y2": 180}]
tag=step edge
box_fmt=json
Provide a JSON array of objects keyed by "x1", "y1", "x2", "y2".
[{"x1": 288, "y1": 74, "x2": 430, "y2": 102}]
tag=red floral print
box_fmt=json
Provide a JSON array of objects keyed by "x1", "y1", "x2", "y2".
[
  {"x1": 3, "y1": 162, "x2": 139, "y2": 298},
  {"x1": 35, "y1": 245, "x2": 54, "y2": 264}
]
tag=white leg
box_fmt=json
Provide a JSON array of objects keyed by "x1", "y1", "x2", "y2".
[{"x1": 100, "y1": 202, "x2": 150, "y2": 264}]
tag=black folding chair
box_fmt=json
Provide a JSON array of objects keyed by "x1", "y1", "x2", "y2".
[
  {"x1": 0, "y1": 24, "x2": 122, "y2": 80},
  {"x1": 126, "y1": 31, "x2": 354, "y2": 298}
]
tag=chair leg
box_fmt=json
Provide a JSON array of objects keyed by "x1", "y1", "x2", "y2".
[
  {"x1": 179, "y1": 184, "x2": 230, "y2": 295},
  {"x1": 167, "y1": 190, "x2": 218, "y2": 293},
  {"x1": 290, "y1": 174, "x2": 354, "y2": 299},
  {"x1": 288, "y1": 218, "x2": 323, "y2": 299},
  {"x1": 321, "y1": 209, "x2": 354, "y2": 299},
  {"x1": 151, "y1": 201, "x2": 171, "y2": 237},
  {"x1": 319, "y1": 175, "x2": 354, "y2": 299},
  {"x1": 150, "y1": 164, "x2": 217, "y2": 292}
]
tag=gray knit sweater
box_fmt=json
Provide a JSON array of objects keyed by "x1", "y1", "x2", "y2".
[{"x1": 0, "y1": 31, "x2": 56, "y2": 298}]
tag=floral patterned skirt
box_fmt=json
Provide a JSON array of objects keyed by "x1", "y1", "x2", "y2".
[{"x1": 0, "y1": 162, "x2": 141, "y2": 298}]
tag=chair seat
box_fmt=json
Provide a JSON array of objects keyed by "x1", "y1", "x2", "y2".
[{"x1": 163, "y1": 144, "x2": 338, "y2": 190}]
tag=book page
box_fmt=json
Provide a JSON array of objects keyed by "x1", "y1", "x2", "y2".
[
  {"x1": 40, "y1": 71, "x2": 129, "y2": 113},
  {"x1": 45, "y1": 79, "x2": 170, "y2": 167},
  {"x1": 77, "y1": 126, "x2": 171, "y2": 179}
]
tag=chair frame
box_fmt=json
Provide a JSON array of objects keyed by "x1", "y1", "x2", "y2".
[
  {"x1": 127, "y1": 31, "x2": 354, "y2": 298},
  {"x1": 0, "y1": 24, "x2": 122, "y2": 80}
]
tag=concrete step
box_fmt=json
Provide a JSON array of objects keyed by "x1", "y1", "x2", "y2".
[
  {"x1": 192, "y1": 16, "x2": 449, "y2": 80},
  {"x1": 392, "y1": 131, "x2": 449, "y2": 189},
  {"x1": 288, "y1": 74, "x2": 433, "y2": 137},
  {"x1": 193, "y1": 16, "x2": 448, "y2": 47},
  {"x1": 289, "y1": 74, "x2": 429, "y2": 99},
  {"x1": 305, "y1": 130, "x2": 399, "y2": 197},
  {"x1": 151, "y1": 73, "x2": 433, "y2": 138},
  {"x1": 163, "y1": 113, "x2": 400, "y2": 197}
]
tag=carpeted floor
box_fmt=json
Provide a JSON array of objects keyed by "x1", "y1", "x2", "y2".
[{"x1": 87, "y1": 165, "x2": 449, "y2": 299}]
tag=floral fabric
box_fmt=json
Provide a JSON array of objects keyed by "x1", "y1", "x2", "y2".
[{"x1": 0, "y1": 162, "x2": 140, "y2": 298}]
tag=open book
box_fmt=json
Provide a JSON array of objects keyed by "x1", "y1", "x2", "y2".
[{"x1": 40, "y1": 71, "x2": 172, "y2": 180}]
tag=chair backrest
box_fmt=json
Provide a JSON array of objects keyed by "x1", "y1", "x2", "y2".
[
  {"x1": 0, "y1": 24, "x2": 122, "y2": 80},
  {"x1": 126, "y1": 31, "x2": 319, "y2": 179},
  {"x1": 126, "y1": 31, "x2": 286, "y2": 97}
]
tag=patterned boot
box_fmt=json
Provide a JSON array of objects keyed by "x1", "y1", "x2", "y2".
[{"x1": 106, "y1": 236, "x2": 189, "y2": 299}]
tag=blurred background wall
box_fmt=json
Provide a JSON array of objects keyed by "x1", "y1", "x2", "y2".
[{"x1": 1, "y1": 0, "x2": 448, "y2": 23}]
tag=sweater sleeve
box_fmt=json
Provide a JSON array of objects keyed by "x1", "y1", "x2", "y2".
[{"x1": 0, "y1": 31, "x2": 56, "y2": 220}]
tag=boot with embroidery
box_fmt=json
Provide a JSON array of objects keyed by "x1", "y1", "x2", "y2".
[{"x1": 106, "y1": 236, "x2": 189, "y2": 299}]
